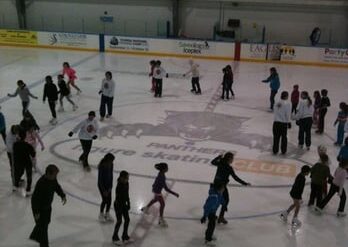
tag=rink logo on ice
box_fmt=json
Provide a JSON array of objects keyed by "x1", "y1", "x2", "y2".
[
  {"x1": 46, "y1": 33, "x2": 88, "y2": 47},
  {"x1": 109, "y1": 36, "x2": 149, "y2": 51}
]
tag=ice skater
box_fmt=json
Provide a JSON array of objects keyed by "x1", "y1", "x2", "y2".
[
  {"x1": 98, "y1": 153, "x2": 115, "y2": 223},
  {"x1": 13, "y1": 129, "x2": 36, "y2": 196},
  {"x1": 62, "y1": 62, "x2": 82, "y2": 94},
  {"x1": 149, "y1": 60, "x2": 156, "y2": 92},
  {"x1": 29, "y1": 164, "x2": 66, "y2": 247},
  {"x1": 272, "y1": 91, "x2": 291, "y2": 155},
  {"x1": 43, "y1": 75, "x2": 58, "y2": 125},
  {"x1": 99, "y1": 71, "x2": 115, "y2": 121},
  {"x1": 0, "y1": 106, "x2": 6, "y2": 144},
  {"x1": 280, "y1": 165, "x2": 311, "y2": 226},
  {"x1": 334, "y1": 102, "x2": 348, "y2": 146},
  {"x1": 295, "y1": 91, "x2": 314, "y2": 150},
  {"x1": 200, "y1": 182, "x2": 225, "y2": 246},
  {"x1": 261, "y1": 67, "x2": 280, "y2": 111},
  {"x1": 337, "y1": 137, "x2": 348, "y2": 164},
  {"x1": 290, "y1": 85, "x2": 299, "y2": 114},
  {"x1": 7, "y1": 80, "x2": 38, "y2": 116},
  {"x1": 141, "y1": 163, "x2": 179, "y2": 227},
  {"x1": 308, "y1": 153, "x2": 331, "y2": 208},
  {"x1": 315, "y1": 161, "x2": 348, "y2": 217},
  {"x1": 112, "y1": 170, "x2": 134, "y2": 245},
  {"x1": 153, "y1": 61, "x2": 168, "y2": 98},
  {"x1": 316, "y1": 89, "x2": 330, "y2": 134},
  {"x1": 20, "y1": 111, "x2": 40, "y2": 132},
  {"x1": 68, "y1": 111, "x2": 98, "y2": 172},
  {"x1": 6, "y1": 125, "x2": 19, "y2": 188},
  {"x1": 221, "y1": 65, "x2": 234, "y2": 100},
  {"x1": 25, "y1": 125, "x2": 45, "y2": 172},
  {"x1": 183, "y1": 59, "x2": 201, "y2": 94},
  {"x1": 313, "y1": 90, "x2": 321, "y2": 126},
  {"x1": 57, "y1": 74, "x2": 77, "y2": 112},
  {"x1": 211, "y1": 152, "x2": 250, "y2": 224}
]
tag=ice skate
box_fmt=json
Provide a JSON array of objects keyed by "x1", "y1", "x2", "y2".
[
  {"x1": 205, "y1": 240, "x2": 216, "y2": 246},
  {"x1": 98, "y1": 213, "x2": 106, "y2": 223},
  {"x1": 105, "y1": 212, "x2": 114, "y2": 222},
  {"x1": 291, "y1": 218, "x2": 301, "y2": 227},
  {"x1": 337, "y1": 211, "x2": 346, "y2": 218},
  {"x1": 314, "y1": 207, "x2": 322, "y2": 215},
  {"x1": 217, "y1": 217, "x2": 228, "y2": 224},
  {"x1": 113, "y1": 240, "x2": 122, "y2": 246},
  {"x1": 159, "y1": 218, "x2": 168, "y2": 227},
  {"x1": 58, "y1": 106, "x2": 64, "y2": 112},
  {"x1": 141, "y1": 206, "x2": 149, "y2": 214},
  {"x1": 72, "y1": 105, "x2": 78, "y2": 111},
  {"x1": 279, "y1": 211, "x2": 288, "y2": 222},
  {"x1": 123, "y1": 238, "x2": 135, "y2": 245}
]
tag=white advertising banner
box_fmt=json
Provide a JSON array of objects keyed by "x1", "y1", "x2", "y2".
[
  {"x1": 38, "y1": 32, "x2": 99, "y2": 49},
  {"x1": 241, "y1": 43, "x2": 267, "y2": 60},
  {"x1": 105, "y1": 35, "x2": 234, "y2": 59},
  {"x1": 321, "y1": 48, "x2": 348, "y2": 64}
]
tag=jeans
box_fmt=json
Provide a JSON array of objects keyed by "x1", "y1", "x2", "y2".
[
  {"x1": 272, "y1": 122, "x2": 288, "y2": 154},
  {"x1": 319, "y1": 184, "x2": 346, "y2": 213},
  {"x1": 30, "y1": 208, "x2": 51, "y2": 247},
  {"x1": 79, "y1": 139, "x2": 92, "y2": 167},
  {"x1": 22, "y1": 101, "x2": 30, "y2": 116},
  {"x1": 298, "y1": 117, "x2": 313, "y2": 147},
  {"x1": 270, "y1": 90, "x2": 278, "y2": 110},
  {"x1": 48, "y1": 101, "x2": 56, "y2": 118},
  {"x1": 337, "y1": 121, "x2": 346, "y2": 145},
  {"x1": 112, "y1": 204, "x2": 130, "y2": 241},
  {"x1": 205, "y1": 213, "x2": 216, "y2": 241},
  {"x1": 100, "y1": 95, "x2": 114, "y2": 118}
]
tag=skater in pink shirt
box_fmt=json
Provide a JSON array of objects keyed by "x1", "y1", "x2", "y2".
[{"x1": 62, "y1": 62, "x2": 82, "y2": 94}]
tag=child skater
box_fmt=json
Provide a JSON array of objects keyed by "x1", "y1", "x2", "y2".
[
  {"x1": 183, "y1": 59, "x2": 201, "y2": 94},
  {"x1": 290, "y1": 85, "x2": 299, "y2": 114},
  {"x1": 316, "y1": 89, "x2": 330, "y2": 134},
  {"x1": 25, "y1": 125, "x2": 45, "y2": 172},
  {"x1": 334, "y1": 102, "x2": 348, "y2": 146},
  {"x1": 43, "y1": 75, "x2": 58, "y2": 125},
  {"x1": 262, "y1": 67, "x2": 280, "y2": 111},
  {"x1": 313, "y1": 90, "x2": 321, "y2": 126},
  {"x1": 317, "y1": 145, "x2": 331, "y2": 196},
  {"x1": 57, "y1": 74, "x2": 78, "y2": 112},
  {"x1": 280, "y1": 165, "x2": 311, "y2": 226},
  {"x1": 211, "y1": 152, "x2": 250, "y2": 224},
  {"x1": 8, "y1": 80, "x2": 38, "y2": 116},
  {"x1": 149, "y1": 60, "x2": 156, "y2": 92},
  {"x1": 62, "y1": 62, "x2": 82, "y2": 94},
  {"x1": 153, "y1": 61, "x2": 168, "y2": 98},
  {"x1": 200, "y1": 182, "x2": 225, "y2": 246},
  {"x1": 6, "y1": 125, "x2": 20, "y2": 188},
  {"x1": 99, "y1": 71, "x2": 115, "y2": 121},
  {"x1": 112, "y1": 170, "x2": 134, "y2": 246},
  {"x1": 98, "y1": 153, "x2": 115, "y2": 223},
  {"x1": 315, "y1": 160, "x2": 348, "y2": 217},
  {"x1": 221, "y1": 65, "x2": 234, "y2": 100},
  {"x1": 308, "y1": 153, "x2": 331, "y2": 208},
  {"x1": 141, "y1": 163, "x2": 179, "y2": 227}
]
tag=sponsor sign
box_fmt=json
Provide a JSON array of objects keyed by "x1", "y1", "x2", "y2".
[
  {"x1": 107, "y1": 36, "x2": 149, "y2": 51},
  {"x1": 42, "y1": 32, "x2": 88, "y2": 47},
  {"x1": 267, "y1": 44, "x2": 281, "y2": 61},
  {"x1": 0, "y1": 29, "x2": 38, "y2": 45},
  {"x1": 280, "y1": 45, "x2": 296, "y2": 61},
  {"x1": 177, "y1": 40, "x2": 212, "y2": 55},
  {"x1": 322, "y1": 48, "x2": 348, "y2": 64},
  {"x1": 241, "y1": 43, "x2": 267, "y2": 60}
]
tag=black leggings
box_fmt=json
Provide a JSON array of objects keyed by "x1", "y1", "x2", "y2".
[
  {"x1": 48, "y1": 101, "x2": 56, "y2": 118},
  {"x1": 99, "y1": 187, "x2": 112, "y2": 213},
  {"x1": 14, "y1": 164, "x2": 32, "y2": 191},
  {"x1": 112, "y1": 204, "x2": 130, "y2": 241},
  {"x1": 79, "y1": 139, "x2": 92, "y2": 167},
  {"x1": 205, "y1": 213, "x2": 216, "y2": 241}
]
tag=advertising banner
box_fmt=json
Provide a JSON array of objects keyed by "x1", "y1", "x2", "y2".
[
  {"x1": 322, "y1": 48, "x2": 348, "y2": 64},
  {"x1": 0, "y1": 29, "x2": 38, "y2": 45},
  {"x1": 38, "y1": 32, "x2": 98, "y2": 49},
  {"x1": 241, "y1": 43, "x2": 267, "y2": 60},
  {"x1": 106, "y1": 35, "x2": 149, "y2": 51}
]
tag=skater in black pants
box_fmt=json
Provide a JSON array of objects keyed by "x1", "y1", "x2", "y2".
[
  {"x1": 153, "y1": 60, "x2": 168, "y2": 98},
  {"x1": 0, "y1": 107, "x2": 6, "y2": 144},
  {"x1": 30, "y1": 164, "x2": 66, "y2": 247},
  {"x1": 43, "y1": 76, "x2": 58, "y2": 125},
  {"x1": 98, "y1": 153, "x2": 115, "y2": 223},
  {"x1": 57, "y1": 74, "x2": 77, "y2": 112},
  {"x1": 221, "y1": 65, "x2": 234, "y2": 100},
  {"x1": 295, "y1": 91, "x2": 314, "y2": 150},
  {"x1": 68, "y1": 111, "x2": 98, "y2": 172},
  {"x1": 262, "y1": 67, "x2": 280, "y2": 111},
  {"x1": 99, "y1": 71, "x2": 115, "y2": 121},
  {"x1": 315, "y1": 162, "x2": 348, "y2": 217},
  {"x1": 13, "y1": 129, "x2": 36, "y2": 195},
  {"x1": 308, "y1": 154, "x2": 331, "y2": 207},
  {"x1": 272, "y1": 91, "x2": 291, "y2": 155},
  {"x1": 316, "y1": 89, "x2": 330, "y2": 134},
  {"x1": 200, "y1": 182, "x2": 224, "y2": 246},
  {"x1": 211, "y1": 152, "x2": 250, "y2": 224},
  {"x1": 6, "y1": 125, "x2": 20, "y2": 187},
  {"x1": 112, "y1": 171, "x2": 134, "y2": 246}
]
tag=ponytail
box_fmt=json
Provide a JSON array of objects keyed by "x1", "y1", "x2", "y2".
[{"x1": 307, "y1": 96, "x2": 312, "y2": 107}]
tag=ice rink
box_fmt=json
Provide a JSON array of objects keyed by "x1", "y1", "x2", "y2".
[{"x1": 0, "y1": 46, "x2": 347, "y2": 247}]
